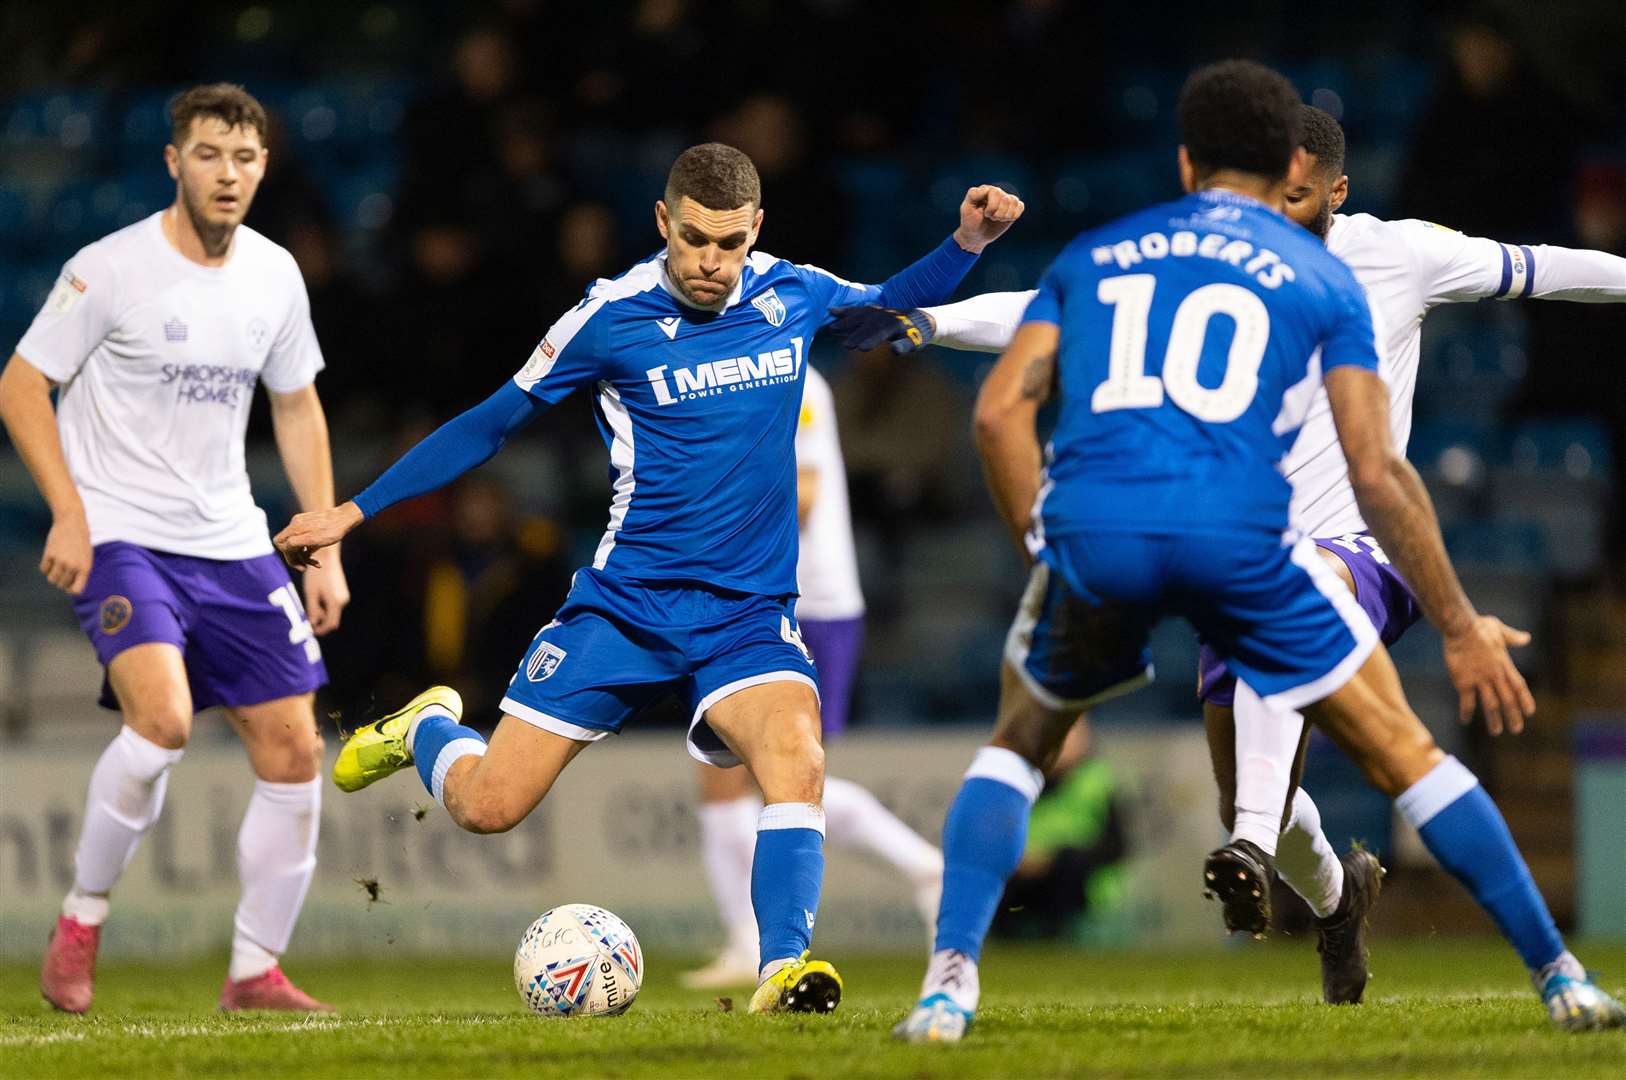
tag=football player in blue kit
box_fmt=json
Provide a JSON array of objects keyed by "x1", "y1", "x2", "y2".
[
  {"x1": 273, "y1": 143, "x2": 1023, "y2": 1015},
  {"x1": 894, "y1": 60, "x2": 1621, "y2": 1042}
]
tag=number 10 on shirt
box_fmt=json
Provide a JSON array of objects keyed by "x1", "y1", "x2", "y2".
[{"x1": 1091, "y1": 274, "x2": 1271, "y2": 423}]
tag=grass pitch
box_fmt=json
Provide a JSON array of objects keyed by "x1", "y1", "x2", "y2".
[{"x1": 3, "y1": 940, "x2": 1623, "y2": 1078}]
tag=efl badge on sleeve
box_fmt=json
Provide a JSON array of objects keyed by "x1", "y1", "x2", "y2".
[
  {"x1": 45, "y1": 271, "x2": 88, "y2": 315},
  {"x1": 752, "y1": 288, "x2": 787, "y2": 328},
  {"x1": 525, "y1": 641, "x2": 567, "y2": 681}
]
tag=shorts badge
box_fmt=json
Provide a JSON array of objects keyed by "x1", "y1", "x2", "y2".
[
  {"x1": 100, "y1": 595, "x2": 132, "y2": 634},
  {"x1": 526, "y1": 641, "x2": 567, "y2": 681}
]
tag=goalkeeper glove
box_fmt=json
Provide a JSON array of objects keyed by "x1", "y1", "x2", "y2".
[{"x1": 827, "y1": 305, "x2": 935, "y2": 355}]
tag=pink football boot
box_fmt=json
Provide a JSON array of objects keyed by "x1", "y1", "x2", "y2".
[
  {"x1": 219, "y1": 966, "x2": 335, "y2": 1012},
  {"x1": 41, "y1": 915, "x2": 101, "y2": 1013}
]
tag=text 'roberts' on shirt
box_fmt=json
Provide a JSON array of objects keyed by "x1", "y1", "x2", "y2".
[{"x1": 1092, "y1": 230, "x2": 1296, "y2": 289}]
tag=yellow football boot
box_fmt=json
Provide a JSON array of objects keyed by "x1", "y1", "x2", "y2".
[
  {"x1": 332, "y1": 686, "x2": 463, "y2": 793},
  {"x1": 746, "y1": 951, "x2": 843, "y2": 1014}
]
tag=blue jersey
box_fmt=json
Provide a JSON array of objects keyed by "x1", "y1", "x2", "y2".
[
  {"x1": 1025, "y1": 190, "x2": 1380, "y2": 542},
  {"x1": 516, "y1": 250, "x2": 902, "y2": 595}
]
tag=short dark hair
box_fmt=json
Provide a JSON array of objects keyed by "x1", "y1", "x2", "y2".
[
  {"x1": 1298, "y1": 105, "x2": 1345, "y2": 177},
  {"x1": 665, "y1": 143, "x2": 761, "y2": 211},
  {"x1": 168, "y1": 83, "x2": 268, "y2": 147},
  {"x1": 1177, "y1": 60, "x2": 1302, "y2": 180}
]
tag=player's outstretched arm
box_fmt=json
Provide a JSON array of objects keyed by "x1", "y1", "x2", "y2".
[
  {"x1": 0, "y1": 353, "x2": 92, "y2": 594},
  {"x1": 973, "y1": 321, "x2": 1057, "y2": 561},
  {"x1": 1405, "y1": 220, "x2": 1626, "y2": 306},
  {"x1": 1325, "y1": 365, "x2": 1535, "y2": 734},
  {"x1": 829, "y1": 290, "x2": 1038, "y2": 356},
  {"x1": 268, "y1": 383, "x2": 349, "y2": 633},
  {"x1": 274, "y1": 382, "x2": 544, "y2": 569}
]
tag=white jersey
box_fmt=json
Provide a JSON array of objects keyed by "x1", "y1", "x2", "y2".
[
  {"x1": 794, "y1": 367, "x2": 864, "y2": 621},
  {"x1": 17, "y1": 212, "x2": 324, "y2": 560},
  {"x1": 1284, "y1": 213, "x2": 1626, "y2": 536},
  {"x1": 922, "y1": 217, "x2": 1626, "y2": 538}
]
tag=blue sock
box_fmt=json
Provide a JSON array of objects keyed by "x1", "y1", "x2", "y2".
[
  {"x1": 1398, "y1": 755, "x2": 1564, "y2": 972},
  {"x1": 934, "y1": 747, "x2": 1045, "y2": 961},
  {"x1": 751, "y1": 804, "x2": 826, "y2": 972},
  {"x1": 410, "y1": 709, "x2": 487, "y2": 806}
]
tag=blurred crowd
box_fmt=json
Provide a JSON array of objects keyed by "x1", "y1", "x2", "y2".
[{"x1": 4, "y1": 0, "x2": 1626, "y2": 728}]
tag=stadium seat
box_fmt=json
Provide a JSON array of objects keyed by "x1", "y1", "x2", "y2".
[
  {"x1": 1506, "y1": 417, "x2": 1614, "y2": 481},
  {"x1": 1442, "y1": 517, "x2": 1551, "y2": 574},
  {"x1": 118, "y1": 88, "x2": 176, "y2": 149},
  {"x1": 1407, "y1": 417, "x2": 1497, "y2": 477},
  {"x1": 1051, "y1": 149, "x2": 1176, "y2": 228},
  {"x1": 1104, "y1": 67, "x2": 1184, "y2": 147}
]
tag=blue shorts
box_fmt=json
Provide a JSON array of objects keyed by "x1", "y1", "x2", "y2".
[
  {"x1": 1196, "y1": 533, "x2": 1421, "y2": 707},
  {"x1": 1011, "y1": 531, "x2": 1378, "y2": 712},
  {"x1": 499, "y1": 568, "x2": 819, "y2": 766}
]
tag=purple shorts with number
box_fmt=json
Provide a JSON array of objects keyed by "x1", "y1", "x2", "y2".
[
  {"x1": 800, "y1": 616, "x2": 864, "y2": 737},
  {"x1": 1197, "y1": 533, "x2": 1421, "y2": 708},
  {"x1": 72, "y1": 541, "x2": 327, "y2": 712}
]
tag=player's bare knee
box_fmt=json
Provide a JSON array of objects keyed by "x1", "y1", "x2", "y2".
[
  {"x1": 990, "y1": 710, "x2": 1072, "y2": 774},
  {"x1": 126, "y1": 706, "x2": 191, "y2": 751}
]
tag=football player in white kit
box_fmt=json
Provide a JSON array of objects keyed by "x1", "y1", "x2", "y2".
[
  {"x1": 827, "y1": 104, "x2": 1626, "y2": 1029},
  {"x1": 683, "y1": 365, "x2": 945, "y2": 988},
  {"x1": 0, "y1": 84, "x2": 347, "y2": 1013}
]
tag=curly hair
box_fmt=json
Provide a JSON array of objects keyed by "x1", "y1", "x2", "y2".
[
  {"x1": 1177, "y1": 61, "x2": 1302, "y2": 181},
  {"x1": 1298, "y1": 104, "x2": 1346, "y2": 176}
]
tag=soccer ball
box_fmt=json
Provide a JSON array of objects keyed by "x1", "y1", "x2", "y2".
[{"x1": 514, "y1": 903, "x2": 644, "y2": 1018}]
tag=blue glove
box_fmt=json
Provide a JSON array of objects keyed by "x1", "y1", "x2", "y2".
[{"x1": 827, "y1": 305, "x2": 935, "y2": 355}]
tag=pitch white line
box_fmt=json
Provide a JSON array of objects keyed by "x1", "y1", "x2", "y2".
[
  {"x1": 0, "y1": 1031, "x2": 89, "y2": 1047},
  {"x1": 1, "y1": 1015, "x2": 511, "y2": 1046}
]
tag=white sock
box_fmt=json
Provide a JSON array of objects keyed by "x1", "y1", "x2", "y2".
[
  {"x1": 697, "y1": 795, "x2": 761, "y2": 958},
  {"x1": 822, "y1": 776, "x2": 944, "y2": 886},
  {"x1": 64, "y1": 725, "x2": 185, "y2": 922},
  {"x1": 230, "y1": 777, "x2": 321, "y2": 982},
  {"x1": 1230, "y1": 682, "x2": 1304, "y2": 857},
  {"x1": 1274, "y1": 788, "x2": 1345, "y2": 919},
  {"x1": 921, "y1": 948, "x2": 981, "y2": 1013},
  {"x1": 1533, "y1": 950, "x2": 1587, "y2": 991}
]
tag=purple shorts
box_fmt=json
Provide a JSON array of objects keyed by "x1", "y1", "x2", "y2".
[
  {"x1": 72, "y1": 541, "x2": 328, "y2": 712},
  {"x1": 1197, "y1": 534, "x2": 1420, "y2": 708},
  {"x1": 800, "y1": 616, "x2": 864, "y2": 737}
]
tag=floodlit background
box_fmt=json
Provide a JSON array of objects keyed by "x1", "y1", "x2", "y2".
[{"x1": 1, "y1": 0, "x2": 1622, "y2": 956}]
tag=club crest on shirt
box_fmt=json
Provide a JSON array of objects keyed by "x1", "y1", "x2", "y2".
[
  {"x1": 100, "y1": 595, "x2": 132, "y2": 634},
  {"x1": 751, "y1": 288, "x2": 787, "y2": 328},
  {"x1": 164, "y1": 317, "x2": 188, "y2": 342},
  {"x1": 247, "y1": 317, "x2": 271, "y2": 351},
  {"x1": 525, "y1": 641, "x2": 567, "y2": 681}
]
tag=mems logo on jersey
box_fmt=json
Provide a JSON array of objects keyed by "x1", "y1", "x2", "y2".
[{"x1": 645, "y1": 335, "x2": 804, "y2": 404}]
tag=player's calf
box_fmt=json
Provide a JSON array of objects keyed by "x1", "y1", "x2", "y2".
[{"x1": 1312, "y1": 651, "x2": 1617, "y2": 1028}]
